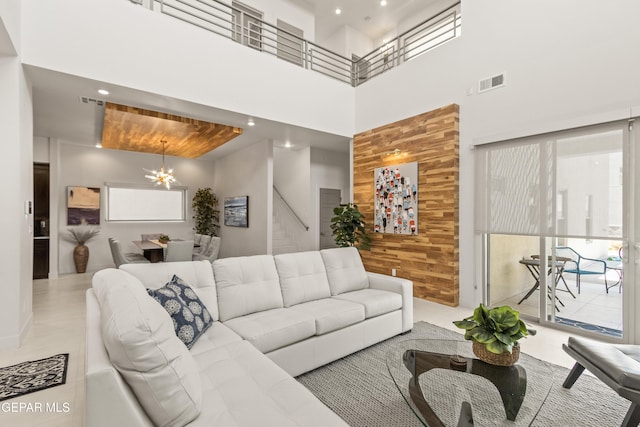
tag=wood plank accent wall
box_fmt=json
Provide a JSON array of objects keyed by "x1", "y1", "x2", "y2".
[{"x1": 353, "y1": 104, "x2": 459, "y2": 306}]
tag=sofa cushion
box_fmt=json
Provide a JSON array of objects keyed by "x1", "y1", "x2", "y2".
[
  {"x1": 274, "y1": 251, "x2": 332, "y2": 307},
  {"x1": 189, "y1": 340, "x2": 348, "y2": 427},
  {"x1": 92, "y1": 268, "x2": 201, "y2": 427},
  {"x1": 223, "y1": 308, "x2": 316, "y2": 353},
  {"x1": 213, "y1": 255, "x2": 284, "y2": 322},
  {"x1": 189, "y1": 322, "x2": 243, "y2": 358},
  {"x1": 289, "y1": 298, "x2": 365, "y2": 335},
  {"x1": 320, "y1": 247, "x2": 369, "y2": 295},
  {"x1": 147, "y1": 275, "x2": 213, "y2": 349},
  {"x1": 120, "y1": 260, "x2": 219, "y2": 321},
  {"x1": 333, "y1": 289, "x2": 403, "y2": 318}
]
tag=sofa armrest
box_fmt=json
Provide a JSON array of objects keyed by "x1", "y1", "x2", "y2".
[
  {"x1": 367, "y1": 272, "x2": 413, "y2": 332},
  {"x1": 86, "y1": 290, "x2": 153, "y2": 427}
]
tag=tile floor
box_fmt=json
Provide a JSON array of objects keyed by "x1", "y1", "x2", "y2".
[
  {"x1": 493, "y1": 276, "x2": 623, "y2": 333},
  {"x1": 0, "y1": 272, "x2": 580, "y2": 426}
]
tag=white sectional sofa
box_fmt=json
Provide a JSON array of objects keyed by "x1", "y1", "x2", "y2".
[{"x1": 86, "y1": 247, "x2": 413, "y2": 426}]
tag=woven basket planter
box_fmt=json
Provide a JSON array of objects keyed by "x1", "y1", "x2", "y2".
[{"x1": 472, "y1": 340, "x2": 520, "y2": 366}]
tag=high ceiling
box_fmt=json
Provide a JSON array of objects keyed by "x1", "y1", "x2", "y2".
[{"x1": 29, "y1": 0, "x2": 439, "y2": 160}]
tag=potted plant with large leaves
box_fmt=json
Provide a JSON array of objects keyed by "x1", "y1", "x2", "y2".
[
  {"x1": 453, "y1": 304, "x2": 536, "y2": 366},
  {"x1": 330, "y1": 203, "x2": 371, "y2": 250},
  {"x1": 192, "y1": 188, "x2": 219, "y2": 236}
]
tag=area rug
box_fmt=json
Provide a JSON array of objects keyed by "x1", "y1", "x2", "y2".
[
  {"x1": 297, "y1": 322, "x2": 628, "y2": 427},
  {"x1": 556, "y1": 316, "x2": 623, "y2": 338},
  {"x1": 0, "y1": 353, "x2": 69, "y2": 401}
]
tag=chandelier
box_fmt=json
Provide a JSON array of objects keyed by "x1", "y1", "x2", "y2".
[{"x1": 144, "y1": 140, "x2": 176, "y2": 189}]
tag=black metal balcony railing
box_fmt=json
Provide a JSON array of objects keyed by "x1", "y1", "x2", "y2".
[{"x1": 135, "y1": 0, "x2": 461, "y2": 86}]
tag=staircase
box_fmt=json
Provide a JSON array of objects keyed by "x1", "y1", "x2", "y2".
[{"x1": 272, "y1": 211, "x2": 299, "y2": 255}]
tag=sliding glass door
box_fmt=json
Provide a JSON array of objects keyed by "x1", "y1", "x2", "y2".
[{"x1": 477, "y1": 120, "x2": 632, "y2": 340}]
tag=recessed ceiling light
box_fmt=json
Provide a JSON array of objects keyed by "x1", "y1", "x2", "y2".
[
  {"x1": 97, "y1": 89, "x2": 109, "y2": 95},
  {"x1": 247, "y1": 118, "x2": 255, "y2": 126},
  {"x1": 380, "y1": 0, "x2": 387, "y2": 6},
  {"x1": 284, "y1": 141, "x2": 292, "y2": 148},
  {"x1": 335, "y1": 8, "x2": 341, "y2": 15}
]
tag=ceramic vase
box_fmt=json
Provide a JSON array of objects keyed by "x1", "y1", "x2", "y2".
[{"x1": 73, "y1": 244, "x2": 89, "y2": 273}]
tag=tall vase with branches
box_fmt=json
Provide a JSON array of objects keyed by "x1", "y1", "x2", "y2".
[
  {"x1": 65, "y1": 225, "x2": 100, "y2": 273},
  {"x1": 192, "y1": 187, "x2": 219, "y2": 236},
  {"x1": 330, "y1": 203, "x2": 371, "y2": 250}
]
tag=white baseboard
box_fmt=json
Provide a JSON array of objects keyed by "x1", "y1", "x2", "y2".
[{"x1": 0, "y1": 313, "x2": 33, "y2": 350}]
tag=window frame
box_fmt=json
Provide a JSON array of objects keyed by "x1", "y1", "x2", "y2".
[{"x1": 105, "y1": 182, "x2": 188, "y2": 223}]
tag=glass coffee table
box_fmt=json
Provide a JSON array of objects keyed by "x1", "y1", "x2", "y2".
[{"x1": 386, "y1": 339, "x2": 553, "y2": 426}]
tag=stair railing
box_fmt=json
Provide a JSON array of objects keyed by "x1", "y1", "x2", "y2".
[
  {"x1": 273, "y1": 186, "x2": 309, "y2": 231},
  {"x1": 134, "y1": 0, "x2": 461, "y2": 86}
]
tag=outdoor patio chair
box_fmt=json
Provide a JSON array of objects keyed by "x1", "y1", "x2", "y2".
[{"x1": 555, "y1": 246, "x2": 606, "y2": 294}]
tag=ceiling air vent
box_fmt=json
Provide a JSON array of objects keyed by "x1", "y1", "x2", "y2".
[
  {"x1": 80, "y1": 96, "x2": 105, "y2": 107},
  {"x1": 478, "y1": 73, "x2": 505, "y2": 93}
]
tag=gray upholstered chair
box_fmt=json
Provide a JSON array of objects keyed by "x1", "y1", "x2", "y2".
[
  {"x1": 563, "y1": 336, "x2": 640, "y2": 426},
  {"x1": 141, "y1": 233, "x2": 163, "y2": 241},
  {"x1": 194, "y1": 235, "x2": 212, "y2": 255},
  {"x1": 165, "y1": 240, "x2": 194, "y2": 262},
  {"x1": 108, "y1": 238, "x2": 150, "y2": 268},
  {"x1": 192, "y1": 236, "x2": 221, "y2": 263}
]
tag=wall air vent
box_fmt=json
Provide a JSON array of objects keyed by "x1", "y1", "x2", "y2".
[
  {"x1": 478, "y1": 73, "x2": 505, "y2": 93},
  {"x1": 80, "y1": 96, "x2": 105, "y2": 107}
]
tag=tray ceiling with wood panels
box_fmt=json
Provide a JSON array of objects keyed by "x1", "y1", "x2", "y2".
[{"x1": 101, "y1": 102, "x2": 243, "y2": 158}]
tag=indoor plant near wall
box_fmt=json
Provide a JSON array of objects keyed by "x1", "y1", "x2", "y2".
[
  {"x1": 330, "y1": 203, "x2": 371, "y2": 250},
  {"x1": 192, "y1": 187, "x2": 219, "y2": 236},
  {"x1": 453, "y1": 303, "x2": 536, "y2": 366},
  {"x1": 65, "y1": 225, "x2": 100, "y2": 274}
]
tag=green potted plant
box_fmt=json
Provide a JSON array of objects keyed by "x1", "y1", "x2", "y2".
[
  {"x1": 158, "y1": 234, "x2": 171, "y2": 244},
  {"x1": 453, "y1": 303, "x2": 536, "y2": 366},
  {"x1": 192, "y1": 187, "x2": 219, "y2": 236},
  {"x1": 65, "y1": 225, "x2": 100, "y2": 273},
  {"x1": 330, "y1": 203, "x2": 371, "y2": 250}
]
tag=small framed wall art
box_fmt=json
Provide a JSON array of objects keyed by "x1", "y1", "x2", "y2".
[
  {"x1": 224, "y1": 196, "x2": 249, "y2": 227},
  {"x1": 373, "y1": 162, "x2": 418, "y2": 235}
]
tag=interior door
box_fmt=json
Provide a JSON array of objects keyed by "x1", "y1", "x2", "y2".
[{"x1": 319, "y1": 188, "x2": 341, "y2": 249}]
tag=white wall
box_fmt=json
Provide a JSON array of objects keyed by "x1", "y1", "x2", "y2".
[
  {"x1": 235, "y1": 0, "x2": 315, "y2": 42},
  {"x1": 56, "y1": 142, "x2": 216, "y2": 274},
  {"x1": 310, "y1": 147, "x2": 350, "y2": 248},
  {"x1": 214, "y1": 140, "x2": 272, "y2": 257},
  {"x1": 355, "y1": 0, "x2": 640, "y2": 308},
  {"x1": 0, "y1": 3, "x2": 33, "y2": 347},
  {"x1": 319, "y1": 25, "x2": 373, "y2": 60},
  {"x1": 21, "y1": 0, "x2": 353, "y2": 138}
]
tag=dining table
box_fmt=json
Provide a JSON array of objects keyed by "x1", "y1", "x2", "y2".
[{"x1": 132, "y1": 239, "x2": 166, "y2": 263}]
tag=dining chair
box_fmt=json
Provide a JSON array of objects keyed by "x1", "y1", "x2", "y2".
[
  {"x1": 108, "y1": 238, "x2": 150, "y2": 268},
  {"x1": 192, "y1": 236, "x2": 221, "y2": 263},
  {"x1": 194, "y1": 235, "x2": 213, "y2": 255},
  {"x1": 555, "y1": 246, "x2": 606, "y2": 294},
  {"x1": 165, "y1": 240, "x2": 195, "y2": 262}
]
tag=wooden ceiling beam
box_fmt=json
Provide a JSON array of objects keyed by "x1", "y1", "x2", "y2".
[{"x1": 101, "y1": 102, "x2": 243, "y2": 158}]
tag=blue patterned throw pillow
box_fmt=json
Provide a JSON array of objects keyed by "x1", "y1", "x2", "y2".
[{"x1": 147, "y1": 275, "x2": 213, "y2": 349}]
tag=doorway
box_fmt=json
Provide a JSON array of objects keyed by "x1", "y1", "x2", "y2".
[
  {"x1": 319, "y1": 188, "x2": 341, "y2": 249},
  {"x1": 478, "y1": 120, "x2": 632, "y2": 340},
  {"x1": 33, "y1": 163, "x2": 50, "y2": 279}
]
